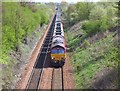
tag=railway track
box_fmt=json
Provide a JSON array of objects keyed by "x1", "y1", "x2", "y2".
[
  {"x1": 25, "y1": 6, "x2": 66, "y2": 89},
  {"x1": 51, "y1": 67, "x2": 64, "y2": 90},
  {"x1": 25, "y1": 15, "x2": 56, "y2": 90},
  {"x1": 14, "y1": 4, "x2": 75, "y2": 90},
  {"x1": 25, "y1": 14, "x2": 65, "y2": 90}
]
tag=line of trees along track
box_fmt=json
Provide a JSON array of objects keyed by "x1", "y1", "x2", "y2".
[
  {"x1": 2, "y1": 2, "x2": 55, "y2": 89},
  {"x1": 2, "y1": 2, "x2": 53, "y2": 64}
]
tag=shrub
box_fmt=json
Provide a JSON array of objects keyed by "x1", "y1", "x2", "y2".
[{"x1": 82, "y1": 20, "x2": 101, "y2": 34}]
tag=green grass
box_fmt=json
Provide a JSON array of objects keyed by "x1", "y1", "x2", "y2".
[
  {"x1": 67, "y1": 31, "x2": 118, "y2": 89},
  {"x1": 66, "y1": 29, "x2": 84, "y2": 49},
  {"x1": 64, "y1": 2, "x2": 118, "y2": 89}
]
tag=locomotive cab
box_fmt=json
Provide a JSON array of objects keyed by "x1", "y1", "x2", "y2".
[{"x1": 51, "y1": 46, "x2": 65, "y2": 67}]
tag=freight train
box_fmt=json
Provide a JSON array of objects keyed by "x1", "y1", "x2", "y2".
[{"x1": 50, "y1": 5, "x2": 66, "y2": 67}]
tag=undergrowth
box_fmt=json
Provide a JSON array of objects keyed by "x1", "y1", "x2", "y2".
[{"x1": 67, "y1": 31, "x2": 118, "y2": 88}]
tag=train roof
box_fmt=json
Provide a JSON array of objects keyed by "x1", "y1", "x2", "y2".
[
  {"x1": 55, "y1": 17, "x2": 62, "y2": 22},
  {"x1": 51, "y1": 35, "x2": 65, "y2": 49},
  {"x1": 54, "y1": 23, "x2": 63, "y2": 31},
  {"x1": 53, "y1": 32, "x2": 64, "y2": 37},
  {"x1": 51, "y1": 43, "x2": 65, "y2": 49}
]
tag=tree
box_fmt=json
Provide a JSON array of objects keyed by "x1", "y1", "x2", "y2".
[
  {"x1": 89, "y1": 5, "x2": 106, "y2": 20},
  {"x1": 66, "y1": 4, "x2": 77, "y2": 26},
  {"x1": 60, "y1": 1, "x2": 68, "y2": 11},
  {"x1": 75, "y1": 2, "x2": 93, "y2": 21}
]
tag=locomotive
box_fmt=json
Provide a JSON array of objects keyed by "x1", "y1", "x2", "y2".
[{"x1": 50, "y1": 5, "x2": 66, "y2": 67}]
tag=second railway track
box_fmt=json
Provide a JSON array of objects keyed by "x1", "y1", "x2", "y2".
[{"x1": 51, "y1": 67, "x2": 64, "y2": 90}]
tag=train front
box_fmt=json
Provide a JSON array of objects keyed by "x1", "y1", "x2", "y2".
[{"x1": 50, "y1": 35, "x2": 66, "y2": 67}]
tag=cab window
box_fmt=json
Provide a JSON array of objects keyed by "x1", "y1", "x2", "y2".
[
  {"x1": 51, "y1": 48, "x2": 64, "y2": 54},
  {"x1": 58, "y1": 48, "x2": 64, "y2": 54},
  {"x1": 51, "y1": 49, "x2": 57, "y2": 54}
]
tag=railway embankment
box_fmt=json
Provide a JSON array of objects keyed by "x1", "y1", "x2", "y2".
[
  {"x1": 63, "y1": 2, "x2": 119, "y2": 89},
  {"x1": 1, "y1": 2, "x2": 54, "y2": 89},
  {"x1": 66, "y1": 24, "x2": 119, "y2": 89}
]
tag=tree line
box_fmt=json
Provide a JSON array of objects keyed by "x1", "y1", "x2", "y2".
[
  {"x1": 1, "y1": 2, "x2": 54, "y2": 64},
  {"x1": 64, "y1": 2, "x2": 118, "y2": 34}
]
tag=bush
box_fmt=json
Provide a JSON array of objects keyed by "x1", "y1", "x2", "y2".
[
  {"x1": 69, "y1": 38, "x2": 79, "y2": 48},
  {"x1": 82, "y1": 20, "x2": 101, "y2": 34},
  {"x1": 82, "y1": 40, "x2": 90, "y2": 48},
  {"x1": 1, "y1": 2, "x2": 53, "y2": 64}
]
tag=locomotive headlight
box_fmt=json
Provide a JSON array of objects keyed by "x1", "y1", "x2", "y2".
[{"x1": 52, "y1": 57, "x2": 54, "y2": 59}]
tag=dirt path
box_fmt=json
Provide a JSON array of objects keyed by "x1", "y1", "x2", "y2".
[{"x1": 63, "y1": 53, "x2": 76, "y2": 89}]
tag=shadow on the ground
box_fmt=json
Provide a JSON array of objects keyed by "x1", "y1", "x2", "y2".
[{"x1": 88, "y1": 68, "x2": 118, "y2": 89}]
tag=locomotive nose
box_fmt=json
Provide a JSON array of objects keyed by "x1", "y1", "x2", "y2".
[{"x1": 52, "y1": 56, "x2": 61, "y2": 60}]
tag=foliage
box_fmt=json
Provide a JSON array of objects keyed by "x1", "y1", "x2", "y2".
[
  {"x1": 82, "y1": 39, "x2": 90, "y2": 48},
  {"x1": 69, "y1": 38, "x2": 79, "y2": 48},
  {"x1": 82, "y1": 20, "x2": 101, "y2": 34},
  {"x1": 81, "y1": 2, "x2": 117, "y2": 35},
  {"x1": 89, "y1": 5, "x2": 106, "y2": 20},
  {"x1": 66, "y1": 29, "x2": 82, "y2": 49},
  {"x1": 64, "y1": 2, "x2": 118, "y2": 89},
  {"x1": 65, "y1": 2, "x2": 117, "y2": 33},
  {"x1": 60, "y1": 1, "x2": 68, "y2": 12},
  {"x1": 1, "y1": 2, "x2": 53, "y2": 64},
  {"x1": 69, "y1": 33, "x2": 118, "y2": 88},
  {"x1": 75, "y1": 2, "x2": 93, "y2": 20},
  {"x1": 45, "y1": 2, "x2": 56, "y2": 11},
  {"x1": 65, "y1": 4, "x2": 77, "y2": 26},
  {"x1": 65, "y1": 2, "x2": 94, "y2": 26}
]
